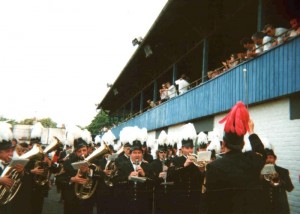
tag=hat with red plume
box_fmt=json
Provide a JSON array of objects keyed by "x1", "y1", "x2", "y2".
[{"x1": 219, "y1": 101, "x2": 249, "y2": 150}]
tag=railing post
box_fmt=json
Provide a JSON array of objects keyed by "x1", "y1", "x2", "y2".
[
  {"x1": 257, "y1": 0, "x2": 264, "y2": 31},
  {"x1": 172, "y1": 64, "x2": 178, "y2": 85},
  {"x1": 130, "y1": 99, "x2": 133, "y2": 117},
  {"x1": 202, "y1": 38, "x2": 208, "y2": 83},
  {"x1": 153, "y1": 80, "x2": 158, "y2": 103},
  {"x1": 140, "y1": 91, "x2": 144, "y2": 113}
]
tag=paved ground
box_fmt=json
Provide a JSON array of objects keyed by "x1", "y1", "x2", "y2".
[
  {"x1": 42, "y1": 184, "x2": 97, "y2": 214},
  {"x1": 42, "y1": 185, "x2": 64, "y2": 214}
]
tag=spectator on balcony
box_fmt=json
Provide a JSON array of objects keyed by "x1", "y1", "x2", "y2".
[
  {"x1": 222, "y1": 53, "x2": 240, "y2": 70},
  {"x1": 166, "y1": 81, "x2": 177, "y2": 98},
  {"x1": 146, "y1": 99, "x2": 156, "y2": 109},
  {"x1": 175, "y1": 74, "x2": 190, "y2": 95},
  {"x1": 159, "y1": 83, "x2": 169, "y2": 104},
  {"x1": 251, "y1": 32, "x2": 273, "y2": 53},
  {"x1": 240, "y1": 37, "x2": 256, "y2": 59},
  {"x1": 289, "y1": 17, "x2": 300, "y2": 37},
  {"x1": 263, "y1": 24, "x2": 288, "y2": 46}
]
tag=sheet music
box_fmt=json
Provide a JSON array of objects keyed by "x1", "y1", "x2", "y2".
[
  {"x1": 197, "y1": 151, "x2": 211, "y2": 162},
  {"x1": 261, "y1": 164, "x2": 276, "y2": 175},
  {"x1": 71, "y1": 161, "x2": 89, "y2": 170},
  {"x1": 8, "y1": 158, "x2": 30, "y2": 167}
]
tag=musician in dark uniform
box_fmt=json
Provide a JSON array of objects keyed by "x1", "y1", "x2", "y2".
[
  {"x1": 0, "y1": 122, "x2": 25, "y2": 214},
  {"x1": 115, "y1": 142, "x2": 131, "y2": 167},
  {"x1": 56, "y1": 137, "x2": 95, "y2": 214},
  {"x1": 167, "y1": 124, "x2": 205, "y2": 213},
  {"x1": 142, "y1": 141, "x2": 153, "y2": 163},
  {"x1": 113, "y1": 139, "x2": 155, "y2": 214},
  {"x1": 150, "y1": 138, "x2": 174, "y2": 214},
  {"x1": 262, "y1": 148, "x2": 294, "y2": 214},
  {"x1": 206, "y1": 101, "x2": 266, "y2": 213}
]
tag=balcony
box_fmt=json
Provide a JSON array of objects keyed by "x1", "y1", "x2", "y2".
[{"x1": 111, "y1": 36, "x2": 300, "y2": 137}]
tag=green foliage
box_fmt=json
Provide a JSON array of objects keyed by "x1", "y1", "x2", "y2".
[
  {"x1": 19, "y1": 117, "x2": 57, "y2": 128},
  {"x1": 87, "y1": 110, "x2": 109, "y2": 135},
  {"x1": 0, "y1": 116, "x2": 18, "y2": 126},
  {"x1": 39, "y1": 118, "x2": 57, "y2": 128}
]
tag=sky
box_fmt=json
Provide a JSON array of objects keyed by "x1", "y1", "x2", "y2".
[{"x1": 0, "y1": 0, "x2": 168, "y2": 127}]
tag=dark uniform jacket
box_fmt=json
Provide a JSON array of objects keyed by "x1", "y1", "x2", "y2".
[
  {"x1": 115, "y1": 153, "x2": 130, "y2": 168},
  {"x1": 143, "y1": 153, "x2": 153, "y2": 163},
  {"x1": 262, "y1": 165, "x2": 294, "y2": 214},
  {"x1": 167, "y1": 155, "x2": 205, "y2": 213},
  {"x1": 113, "y1": 160, "x2": 155, "y2": 214},
  {"x1": 206, "y1": 133, "x2": 266, "y2": 214}
]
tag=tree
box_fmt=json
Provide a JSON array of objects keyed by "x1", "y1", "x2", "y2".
[
  {"x1": 87, "y1": 110, "x2": 109, "y2": 135},
  {"x1": 39, "y1": 118, "x2": 57, "y2": 128},
  {"x1": 19, "y1": 117, "x2": 57, "y2": 128}
]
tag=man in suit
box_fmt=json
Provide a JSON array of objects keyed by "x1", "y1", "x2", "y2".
[
  {"x1": 206, "y1": 101, "x2": 266, "y2": 214},
  {"x1": 150, "y1": 141, "x2": 174, "y2": 214},
  {"x1": 115, "y1": 142, "x2": 131, "y2": 167},
  {"x1": 167, "y1": 123, "x2": 205, "y2": 213},
  {"x1": 113, "y1": 140, "x2": 155, "y2": 214},
  {"x1": 57, "y1": 137, "x2": 95, "y2": 214},
  {"x1": 262, "y1": 149, "x2": 294, "y2": 214}
]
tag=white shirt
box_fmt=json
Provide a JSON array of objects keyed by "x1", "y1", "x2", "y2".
[
  {"x1": 167, "y1": 85, "x2": 177, "y2": 98},
  {"x1": 175, "y1": 79, "x2": 190, "y2": 94},
  {"x1": 130, "y1": 159, "x2": 141, "y2": 171}
]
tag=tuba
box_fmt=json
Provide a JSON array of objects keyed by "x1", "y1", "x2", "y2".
[
  {"x1": 0, "y1": 144, "x2": 40, "y2": 205},
  {"x1": 74, "y1": 142, "x2": 111, "y2": 200},
  {"x1": 33, "y1": 136, "x2": 63, "y2": 186}
]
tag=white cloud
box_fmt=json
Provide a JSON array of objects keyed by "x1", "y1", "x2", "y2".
[{"x1": 0, "y1": 0, "x2": 167, "y2": 126}]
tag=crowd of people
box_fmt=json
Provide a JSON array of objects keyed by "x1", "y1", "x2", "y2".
[
  {"x1": 208, "y1": 18, "x2": 300, "y2": 80},
  {"x1": 0, "y1": 101, "x2": 295, "y2": 214},
  {"x1": 146, "y1": 74, "x2": 191, "y2": 110}
]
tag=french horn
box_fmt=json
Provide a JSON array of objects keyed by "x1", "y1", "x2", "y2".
[
  {"x1": 33, "y1": 136, "x2": 63, "y2": 186},
  {"x1": 0, "y1": 144, "x2": 40, "y2": 205},
  {"x1": 74, "y1": 142, "x2": 111, "y2": 200}
]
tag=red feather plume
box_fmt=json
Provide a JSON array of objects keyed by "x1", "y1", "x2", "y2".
[{"x1": 219, "y1": 101, "x2": 249, "y2": 136}]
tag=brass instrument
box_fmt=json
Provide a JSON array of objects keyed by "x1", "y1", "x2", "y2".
[
  {"x1": 104, "y1": 145, "x2": 124, "y2": 187},
  {"x1": 261, "y1": 164, "x2": 280, "y2": 186},
  {"x1": 188, "y1": 151, "x2": 211, "y2": 193},
  {"x1": 33, "y1": 136, "x2": 63, "y2": 186},
  {"x1": 74, "y1": 142, "x2": 111, "y2": 200},
  {"x1": 0, "y1": 144, "x2": 40, "y2": 205},
  {"x1": 188, "y1": 153, "x2": 210, "y2": 168}
]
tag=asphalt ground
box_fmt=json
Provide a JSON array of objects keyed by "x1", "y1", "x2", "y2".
[{"x1": 42, "y1": 183, "x2": 97, "y2": 214}]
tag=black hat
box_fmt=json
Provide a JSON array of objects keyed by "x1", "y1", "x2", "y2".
[
  {"x1": 182, "y1": 139, "x2": 194, "y2": 148},
  {"x1": 123, "y1": 142, "x2": 131, "y2": 148},
  {"x1": 0, "y1": 140, "x2": 15, "y2": 151},
  {"x1": 74, "y1": 138, "x2": 87, "y2": 151},
  {"x1": 223, "y1": 132, "x2": 244, "y2": 150},
  {"x1": 265, "y1": 148, "x2": 277, "y2": 158},
  {"x1": 130, "y1": 140, "x2": 143, "y2": 151},
  {"x1": 158, "y1": 143, "x2": 167, "y2": 152},
  {"x1": 173, "y1": 143, "x2": 177, "y2": 149},
  {"x1": 30, "y1": 137, "x2": 41, "y2": 145},
  {"x1": 142, "y1": 141, "x2": 147, "y2": 147}
]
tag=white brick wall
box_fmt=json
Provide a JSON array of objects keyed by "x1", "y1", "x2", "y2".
[{"x1": 214, "y1": 98, "x2": 300, "y2": 214}]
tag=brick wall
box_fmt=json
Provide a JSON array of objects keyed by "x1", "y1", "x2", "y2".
[{"x1": 214, "y1": 98, "x2": 300, "y2": 213}]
